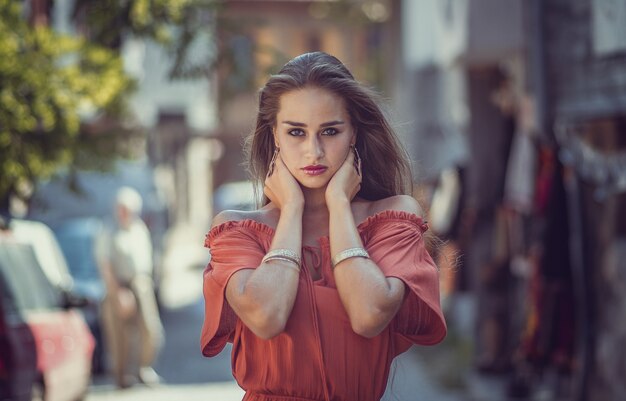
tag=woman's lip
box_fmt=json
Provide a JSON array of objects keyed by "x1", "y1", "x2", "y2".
[{"x1": 302, "y1": 166, "x2": 328, "y2": 175}]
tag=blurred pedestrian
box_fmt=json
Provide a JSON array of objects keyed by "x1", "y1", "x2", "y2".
[
  {"x1": 201, "y1": 52, "x2": 447, "y2": 401},
  {"x1": 98, "y1": 186, "x2": 164, "y2": 388}
]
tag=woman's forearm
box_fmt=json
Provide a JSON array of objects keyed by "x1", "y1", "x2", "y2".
[
  {"x1": 234, "y1": 203, "x2": 304, "y2": 338},
  {"x1": 328, "y1": 199, "x2": 405, "y2": 338}
]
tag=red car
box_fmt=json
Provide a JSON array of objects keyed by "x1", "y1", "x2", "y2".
[{"x1": 0, "y1": 222, "x2": 95, "y2": 401}]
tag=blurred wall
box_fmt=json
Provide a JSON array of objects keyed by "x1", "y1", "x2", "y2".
[{"x1": 123, "y1": 34, "x2": 220, "y2": 231}]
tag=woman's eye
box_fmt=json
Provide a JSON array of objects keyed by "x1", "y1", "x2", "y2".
[
  {"x1": 288, "y1": 129, "x2": 305, "y2": 136},
  {"x1": 322, "y1": 128, "x2": 338, "y2": 136}
]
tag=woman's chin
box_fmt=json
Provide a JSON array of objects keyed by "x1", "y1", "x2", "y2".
[{"x1": 295, "y1": 176, "x2": 330, "y2": 190}]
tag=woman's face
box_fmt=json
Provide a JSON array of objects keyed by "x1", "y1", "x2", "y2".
[{"x1": 273, "y1": 86, "x2": 355, "y2": 189}]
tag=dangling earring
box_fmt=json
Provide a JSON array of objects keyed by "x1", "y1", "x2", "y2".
[
  {"x1": 351, "y1": 144, "x2": 361, "y2": 175},
  {"x1": 267, "y1": 147, "x2": 279, "y2": 177}
]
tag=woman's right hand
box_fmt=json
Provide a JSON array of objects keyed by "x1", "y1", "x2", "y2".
[{"x1": 264, "y1": 151, "x2": 304, "y2": 210}]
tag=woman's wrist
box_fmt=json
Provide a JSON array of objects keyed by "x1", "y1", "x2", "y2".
[
  {"x1": 327, "y1": 196, "x2": 350, "y2": 213},
  {"x1": 281, "y1": 202, "x2": 304, "y2": 217},
  {"x1": 275, "y1": 203, "x2": 304, "y2": 239}
]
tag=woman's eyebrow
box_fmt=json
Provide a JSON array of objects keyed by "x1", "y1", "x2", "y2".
[
  {"x1": 282, "y1": 121, "x2": 307, "y2": 127},
  {"x1": 281, "y1": 120, "x2": 345, "y2": 127},
  {"x1": 320, "y1": 120, "x2": 345, "y2": 127}
]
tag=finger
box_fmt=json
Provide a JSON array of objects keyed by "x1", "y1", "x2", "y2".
[
  {"x1": 347, "y1": 147, "x2": 356, "y2": 168},
  {"x1": 348, "y1": 146, "x2": 355, "y2": 161},
  {"x1": 351, "y1": 183, "x2": 361, "y2": 201},
  {"x1": 264, "y1": 184, "x2": 276, "y2": 204},
  {"x1": 277, "y1": 153, "x2": 287, "y2": 168},
  {"x1": 263, "y1": 169, "x2": 276, "y2": 188},
  {"x1": 276, "y1": 154, "x2": 297, "y2": 180}
]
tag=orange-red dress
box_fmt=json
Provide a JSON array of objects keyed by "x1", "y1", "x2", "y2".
[{"x1": 201, "y1": 210, "x2": 446, "y2": 401}]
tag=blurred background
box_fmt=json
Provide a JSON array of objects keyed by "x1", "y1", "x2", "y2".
[{"x1": 1, "y1": 0, "x2": 625, "y2": 400}]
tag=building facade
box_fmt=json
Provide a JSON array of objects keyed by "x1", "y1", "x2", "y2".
[{"x1": 398, "y1": 1, "x2": 626, "y2": 400}]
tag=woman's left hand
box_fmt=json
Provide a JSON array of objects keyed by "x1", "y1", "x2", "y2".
[{"x1": 325, "y1": 146, "x2": 362, "y2": 206}]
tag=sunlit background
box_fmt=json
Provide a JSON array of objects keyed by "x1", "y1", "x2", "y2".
[{"x1": 1, "y1": 0, "x2": 626, "y2": 400}]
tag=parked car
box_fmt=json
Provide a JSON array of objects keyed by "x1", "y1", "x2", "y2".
[
  {"x1": 11, "y1": 218, "x2": 106, "y2": 375},
  {"x1": 0, "y1": 218, "x2": 94, "y2": 401},
  {"x1": 52, "y1": 217, "x2": 107, "y2": 375},
  {"x1": 11, "y1": 219, "x2": 74, "y2": 291}
]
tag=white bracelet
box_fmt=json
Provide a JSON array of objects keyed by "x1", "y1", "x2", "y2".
[
  {"x1": 261, "y1": 249, "x2": 301, "y2": 270},
  {"x1": 331, "y1": 247, "x2": 370, "y2": 269},
  {"x1": 263, "y1": 256, "x2": 301, "y2": 273}
]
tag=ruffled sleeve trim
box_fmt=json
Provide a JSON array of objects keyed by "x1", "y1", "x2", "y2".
[
  {"x1": 205, "y1": 209, "x2": 427, "y2": 249},
  {"x1": 358, "y1": 209, "x2": 429, "y2": 240},
  {"x1": 205, "y1": 218, "x2": 275, "y2": 248}
]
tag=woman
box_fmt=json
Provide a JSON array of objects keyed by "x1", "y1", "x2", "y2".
[{"x1": 202, "y1": 52, "x2": 446, "y2": 401}]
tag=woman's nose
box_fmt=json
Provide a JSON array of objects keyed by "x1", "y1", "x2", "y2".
[{"x1": 306, "y1": 136, "x2": 324, "y2": 159}]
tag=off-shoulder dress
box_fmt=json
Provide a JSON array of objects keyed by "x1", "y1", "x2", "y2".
[{"x1": 201, "y1": 210, "x2": 447, "y2": 401}]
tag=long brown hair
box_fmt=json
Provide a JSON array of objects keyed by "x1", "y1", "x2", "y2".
[{"x1": 244, "y1": 51, "x2": 413, "y2": 207}]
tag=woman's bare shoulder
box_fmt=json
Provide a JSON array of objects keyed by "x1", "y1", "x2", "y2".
[
  {"x1": 210, "y1": 210, "x2": 244, "y2": 229},
  {"x1": 210, "y1": 207, "x2": 279, "y2": 229},
  {"x1": 364, "y1": 194, "x2": 424, "y2": 219}
]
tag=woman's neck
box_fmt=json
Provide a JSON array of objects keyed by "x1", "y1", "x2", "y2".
[
  {"x1": 299, "y1": 186, "x2": 330, "y2": 240},
  {"x1": 301, "y1": 186, "x2": 328, "y2": 217}
]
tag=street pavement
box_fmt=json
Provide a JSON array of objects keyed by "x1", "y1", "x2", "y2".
[{"x1": 87, "y1": 382, "x2": 244, "y2": 401}]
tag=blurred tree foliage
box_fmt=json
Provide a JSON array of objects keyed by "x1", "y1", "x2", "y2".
[
  {"x1": 0, "y1": 0, "x2": 219, "y2": 207},
  {"x1": 73, "y1": 0, "x2": 220, "y2": 79},
  {"x1": 0, "y1": 0, "x2": 388, "y2": 207},
  {"x1": 0, "y1": 0, "x2": 135, "y2": 206}
]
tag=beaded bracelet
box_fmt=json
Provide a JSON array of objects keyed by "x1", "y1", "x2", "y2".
[
  {"x1": 263, "y1": 256, "x2": 301, "y2": 273},
  {"x1": 261, "y1": 249, "x2": 301, "y2": 271},
  {"x1": 331, "y1": 247, "x2": 370, "y2": 269}
]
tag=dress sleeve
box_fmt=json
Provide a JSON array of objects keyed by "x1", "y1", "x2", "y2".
[
  {"x1": 201, "y1": 222, "x2": 266, "y2": 357},
  {"x1": 363, "y1": 211, "x2": 447, "y2": 348}
]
